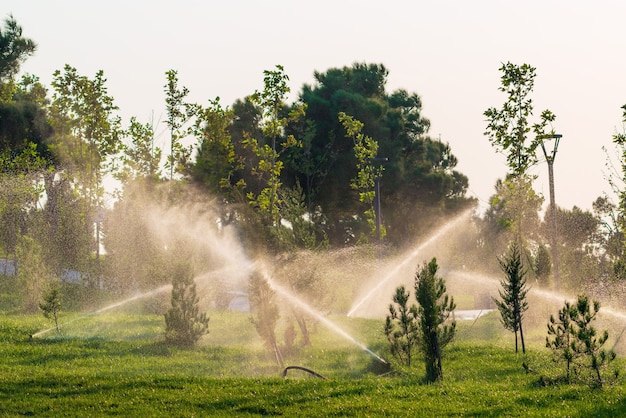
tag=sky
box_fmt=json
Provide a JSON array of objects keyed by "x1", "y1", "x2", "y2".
[{"x1": 4, "y1": 1, "x2": 626, "y2": 213}]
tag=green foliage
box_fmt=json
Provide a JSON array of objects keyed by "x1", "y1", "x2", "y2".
[
  {"x1": 484, "y1": 62, "x2": 555, "y2": 177},
  {"x1": 0, "y1": 14, "x2": 36, "y2": 87},
  {"x1": 414, "y1": 258, "x2": 456, "y2": 382},
  {"x1": 118, "y1": 116, "x2": 162, "y2": 183},
  {"x1": 546, "y1": 300, "x2": 578, "y2": 381},
  {"x1": 571, "y1": 295, "x2": 617, "y2": 387},
  {"x1": 493, "y1": 241, "x2": 529, "y2": 353},
  {"x1": 163, "y1": 69, "x2": 194, "y2": 181},
  {"x1": 339, "y1": 111, "x2": 385, "y2": 242},
  {"x1": 244, "y1": 65, "x2": 305, "y2": 229},
  {"x1": 384, "y1": 285, "x2": 419, "y2": 366},
  {"x1": 39, "y1": 278, "x2": 61, "y2": 332},
  {"x1": 547, "y1": 295, "x2": 618, "y2": 387},
  {"x1": 289, "y1": 62, "x2": 469, "y2": 246},
  {"x1": 164, "y1": 263, "x2": 209, "y2": 347}
]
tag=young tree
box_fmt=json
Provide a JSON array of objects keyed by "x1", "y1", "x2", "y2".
[
  {"x1": 571, "y1": 295, "x2": 616, "y2": 388},
  {"x1": 243, "y1": 65, "x2": 305, "y2": 228},
  {"x1": 0, "y1": 14, "x2": 37, "y2": 100},
  {"x1": 414, "y1": 258, "x2": 456, "y2": 382},
  {"x1": 164, "y1": 70, "x2": 194, "y2": 181},
  {"x1": 248, "y1": 271, "x2": 283, "y2": 368},
  {"x1": 164, "y1": 263, "x2": 209, "y2": 347},
  {"x1": 339, "y1": 112, "x2": 384, "y2": 243},
  {"x1": 484, "y1": 63, "x2": 555, "y2": 247},
  {"x1": 546, "y1": 300, "x2": 578, "y2": 382},
  {"x1": 384, "y1": 285, "x2": 419, "y2": 366},
  {"x1": 39, "y1": 278, "x2": 62, "y2": 333},
  {"x1": 493, "y1": 241, "x2": 529, "y2": 353}
]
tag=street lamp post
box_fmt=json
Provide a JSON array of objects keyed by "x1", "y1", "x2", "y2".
[{"x1": 539, "y1": 133, "x2": 563, "y2": 290}]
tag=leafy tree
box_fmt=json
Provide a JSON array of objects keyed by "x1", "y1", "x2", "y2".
[
  {"x1": 414, "y1": 258, "x2": 456, "y2": 382},
  {"x1": 191, "y1": 96, "x2": 247, "y2": 222},
  {"x1": 339, "y1": 112, "x2": 384, "y2": 242},
  {"x1": 493, "y1": 241, "x2": 529, "y2": 354},
  {"x1": 49, "y1": 65, "x2": 123, "y2": 262},
  {"x1": 39, "y1": 278, "x2": 62, "y2": 333},
  {"x1": 0, "y1": 14, "x2": 37, "y2": 99},
  {"x1": 248, "y1": 271, "x2": 283, "y2": 368},
  {"x1": 117, "y1": 116, "x2": 162, "y2": 185},
  {"x1": 244, "y1": 65, "x2": 304, "y2": 228},
  {"x1": 164, "y1": 263, "x2": 209, "y2": 347},
  {"x1": 288, "y1": 62, "x2": 469, "y2": 246},
  {"x1": 484, "y1": 62, "x2": 555, "y2": 176},
  {"x1": 164, "y1": 70, "x2": 194, "y2": 181},
  {"x1": 384, "y1": 285, "x2": 419, "y2": 366},
  {"x1": 484, "y1": 62, "x2": 555, "y2": 250}
]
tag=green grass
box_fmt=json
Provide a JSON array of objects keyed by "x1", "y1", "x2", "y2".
[{"x1": 1, "y1": 311, "x2": 625, "y2": 417}]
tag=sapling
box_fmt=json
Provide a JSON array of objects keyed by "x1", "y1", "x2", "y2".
[
  {"x1": 384, "y1": 285, "x2": 419, "y2": 366},
  {"x1": 39, "y1": 279, "x2": 62, "y2": 333}
]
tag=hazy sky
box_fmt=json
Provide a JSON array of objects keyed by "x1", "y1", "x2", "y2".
[{"x1": 4, "y1": 1, "x2": 626, "y2": 212}]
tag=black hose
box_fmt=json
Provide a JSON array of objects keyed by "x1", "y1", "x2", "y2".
[{"x1": 281, "y1": 365, "x2": 328, "y2": 380}]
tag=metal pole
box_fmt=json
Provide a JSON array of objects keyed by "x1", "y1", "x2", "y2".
[
  {"x1": 547, "y1": 159, "x2": 559, "y2": 290},
  {"x1": 539, "y1": 133, "x2": 562, "y2": 291},
  {"x1": 374, "y1": 177, "x2": 381, "y2": 245}
]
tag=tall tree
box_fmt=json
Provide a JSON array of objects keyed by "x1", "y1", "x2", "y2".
[
  {"x1": 484, "y1": 62, "x2": 555, "y2": 249},
  {"x1": 164, "y1": 70, "x2": 194, "y2": 181},
  {"x1": 339, "y1": 111, "x2": 384, "y2": 242},
  {"x1": 414, "y1": 258, "x2": 456, "y2": 382},
  {"x1": 287, "y1": 62, "x2": 469, "y2": 246},
  {"x1": 493, "y1": 241, "x2": 529, "y2": 354},
  {"x1": 0, "y1": 14, "x2": 36, "y2": 100},
  {"x1": 244, "y1": 65, "x2": 304, "y2": 228},
  {"x1": 49, "y1": 65, "x2": 123, "y2": 261}
]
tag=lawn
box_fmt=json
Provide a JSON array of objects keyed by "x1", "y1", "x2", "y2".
[{"x1": 1, "y1": 310, "x2": 625, "y2": 416}]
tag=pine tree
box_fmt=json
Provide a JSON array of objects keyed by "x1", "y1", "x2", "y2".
[
  {"x1": 546, "y1": 300, "x2": 578, "y2": 381},
  {"x1": 493, "y1": 241, "x2": 529, "y2": 353},
  {"x1": 384, "y1": 285, "x2": 419, "y2": 366},
  {"x1": 164, "y1": 263, "x2": 209, "y2": 347},
  {"x1": 414, "y1": 258, "x2": 456, "y2": 382}
]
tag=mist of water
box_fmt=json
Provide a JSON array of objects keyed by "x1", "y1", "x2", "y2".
[
  {"x1": 255, "y1": 262, "x2": 388, "y2": 364},
  {"x1": 32, "y1": 284, "x2": 173, "y2": 338},
  {"x1": 348, "y1": 208, "x2": 474, "y2": 317}
]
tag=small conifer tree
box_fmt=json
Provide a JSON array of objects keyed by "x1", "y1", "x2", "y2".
[
  {"x1": 384, "y1": 285, "x2": 419, "y2": 366},
  {"x1": 493, "y1": 241, "x2": 529, "y2": 353},
  {"x1": 414, "y1": 258, "x2": 456, "y2": 382},
  {"x1": 164, "y1": 263, "x2": 209, "y2": 347},
  {"x1": 546, "y1": 300, "x2": 578, "y2": 381}
]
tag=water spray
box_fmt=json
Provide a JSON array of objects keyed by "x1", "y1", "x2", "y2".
[
  {"x1": 348, "y1": 208, "x2": 474, "y2": 317},
  {"x1": 255, "y1": 262, "x2": 389, "y2": 365},
  {"x1": 31, "y1": 284, "x2": 173, "y2": 338}
]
